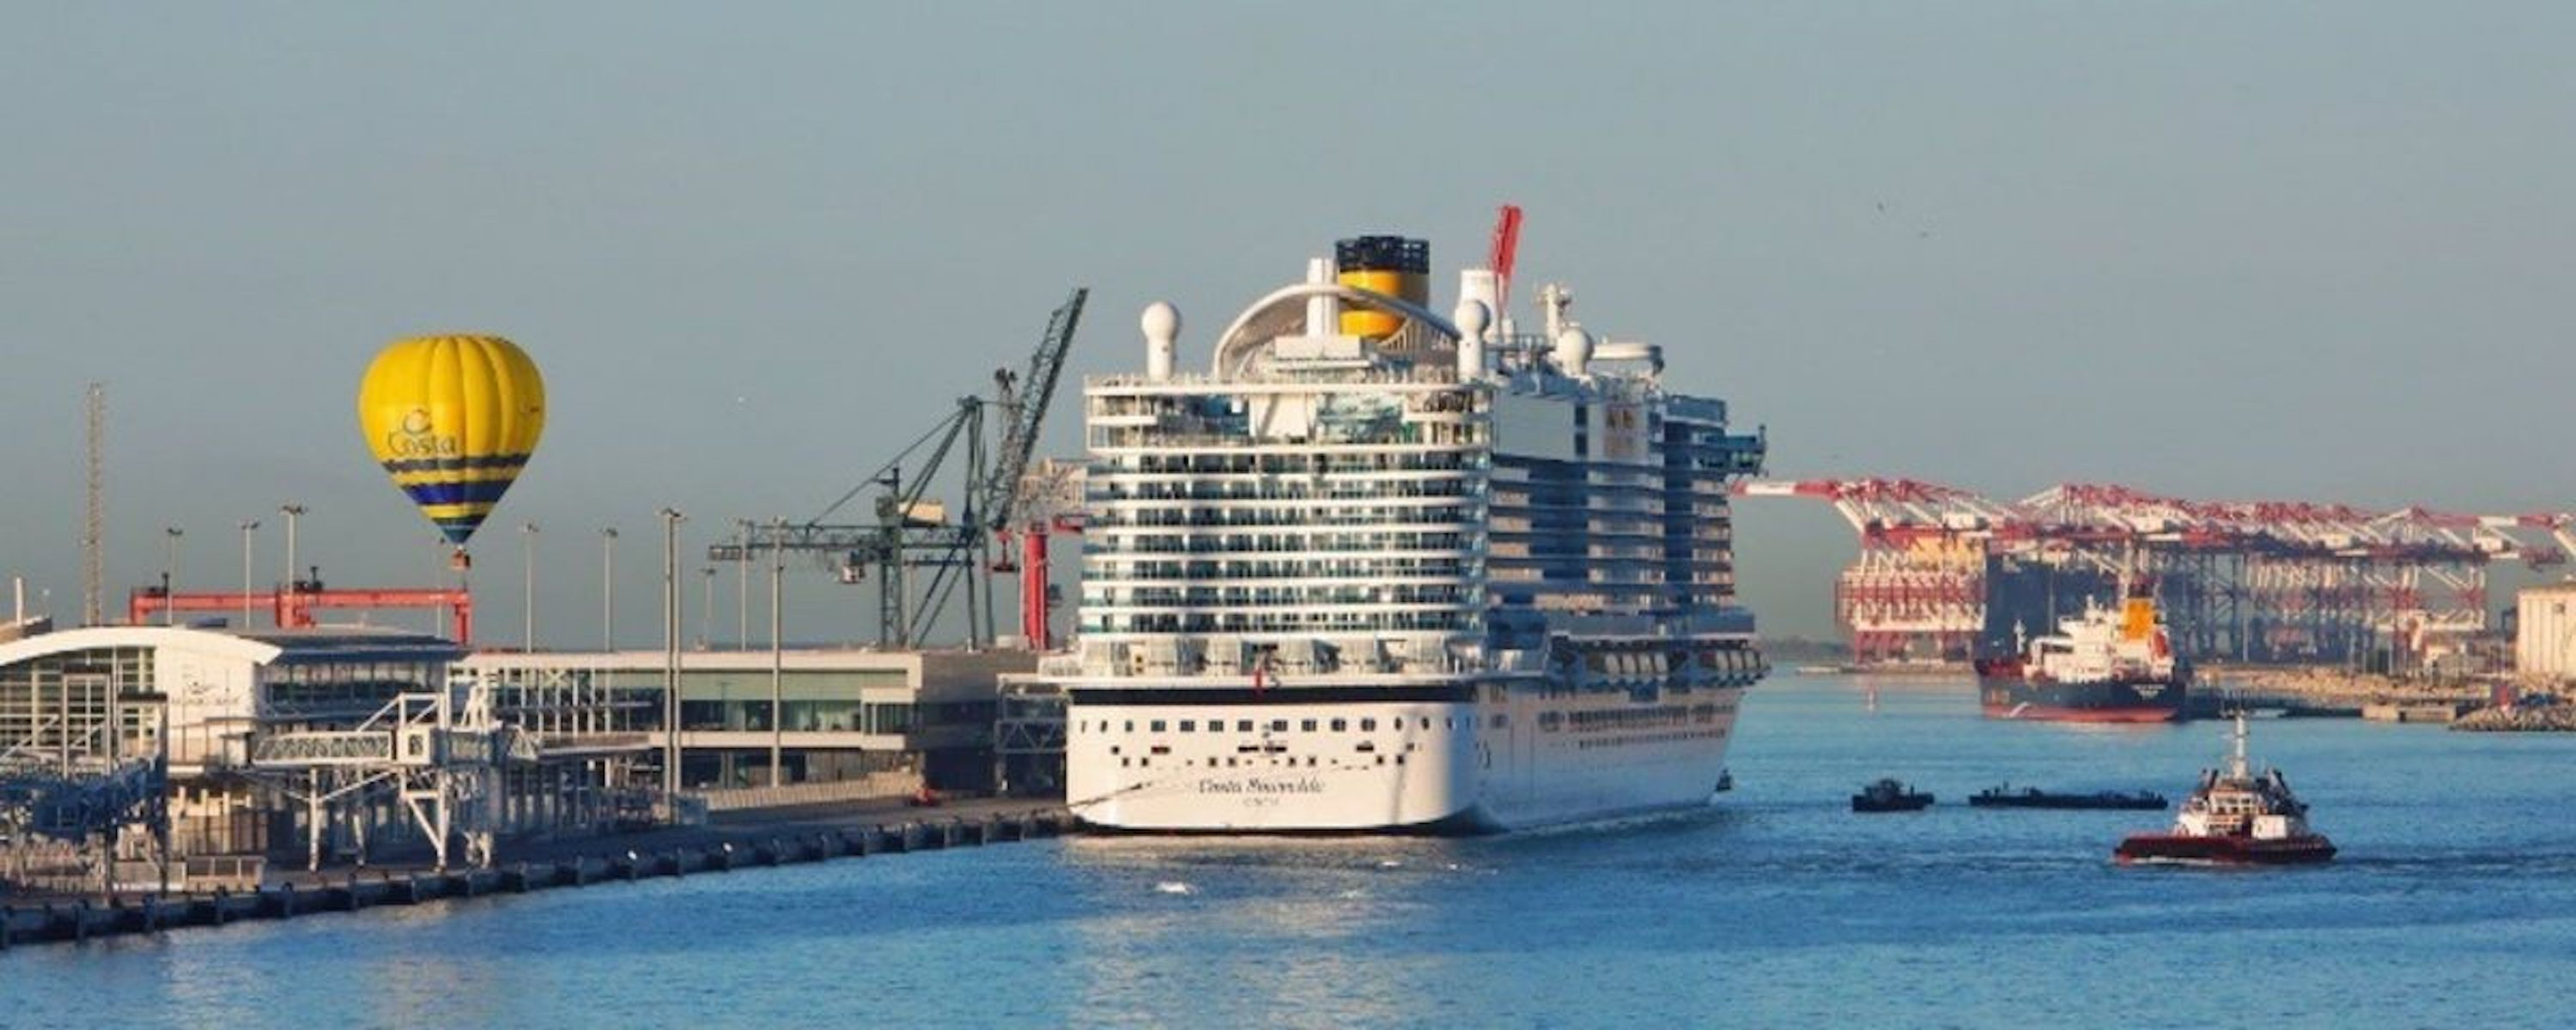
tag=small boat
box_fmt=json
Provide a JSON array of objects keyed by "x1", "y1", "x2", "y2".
[
  {"x1": 1970, "y1": 785, "x2": 2168, "y2": 810},
  {"x1": 2115, "y1": 712, "x2": 2336, "y2": 865},
  {"x1": 1850, "y1": 778, "x2": 1934, "y2": 813}
]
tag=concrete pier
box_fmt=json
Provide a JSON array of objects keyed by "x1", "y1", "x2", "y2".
[{"x1": 0, "y1": 800, "x2": 1072, "y2": 949}]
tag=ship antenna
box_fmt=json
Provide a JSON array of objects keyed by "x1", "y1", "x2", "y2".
[{"x1": 2229, "y1": 709, "x2": 2251, "y2": 780}]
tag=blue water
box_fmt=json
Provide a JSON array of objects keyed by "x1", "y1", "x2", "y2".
[{"x1": 10, "y1": 675, "x2": 2573, "y2": 1028}]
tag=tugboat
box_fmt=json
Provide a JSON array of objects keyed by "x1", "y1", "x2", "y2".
[
  {"x1": 1975, "y1": 565, "x2": 2188, "y2": 724},
  {"x1": 1850, "y1": 779, "x2": 1934, "y2": 813},
  {"x1": 2115, "y1": 712, "x2": 2336, "y2": 865},
  {"x1": 1970, "y1": 784, "x2": 2167, "y2": 810}
]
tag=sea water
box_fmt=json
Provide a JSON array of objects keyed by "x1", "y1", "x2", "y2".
[{"x1": 9, "y1": 675, "x2": 2572, "y2": 1028}]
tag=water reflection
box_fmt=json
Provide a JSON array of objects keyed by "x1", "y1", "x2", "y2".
[{"x1": 1060, "y1": 835, "x2": 1485, "y2": 1027}]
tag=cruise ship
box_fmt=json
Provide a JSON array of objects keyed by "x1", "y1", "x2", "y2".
[{"x1": 1062, "y1": 231, "x2": 1768, "y2": 833}]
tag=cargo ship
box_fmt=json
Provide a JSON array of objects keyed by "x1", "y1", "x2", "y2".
[
  {"x1": 2116, "y1": 712, "x2": 2335, "y2": 864},
  {"x1": 1060, "y1": 226, "x2": 1770, "y2": 833},
  {"x1": 1973, "y1": 579, "x2": 2187, "y2": 723}
]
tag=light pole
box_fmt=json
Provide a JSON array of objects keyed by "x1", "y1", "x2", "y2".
[
  {"x1": 736, "y1": 522, "x2": 751, "y2": 650},
  {"x1": 279, "y1": 504, "x2": 306, "y2": 592},
  {"x1": 432, "y1": 535, "x2": 450, "y2": 638},
  {"x1": 161, "y1": 527, "x2": 182, "y2": 625},
  {"x1": 658, "y1": 509, "x2": 683, "y2": 803},
  {"x1": 521, "y1": 522, "x2": 540, "y2": 651},
  {"x1": 769, "y1": 518, "x2": 787, "y2": 787},
  {"x1": 698, "y1": 566, "x2": 714, "y2": 651},
  {"x1": 238, "y1": 520, "x2": 259, "y2": 627},
  {"x1": 599, "y1": 527, "x2": 618, "y2": 651}
]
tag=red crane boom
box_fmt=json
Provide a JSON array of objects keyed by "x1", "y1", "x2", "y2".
[{"x1": 1487, "y1": 203, "x2": 1523, "y2": 316}]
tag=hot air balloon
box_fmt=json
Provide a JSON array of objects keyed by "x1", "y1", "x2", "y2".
[{"x1": 356, "y1": 335, "x2": 545, "y2": 568}]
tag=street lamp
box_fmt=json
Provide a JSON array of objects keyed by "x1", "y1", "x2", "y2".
[
  {"x1": 736, "y1": 521, "x2": 752, "y2": 650},
  {"x1": 521, "y1": 522, "x2": 540, "y2": 651},
  {"x1": 279, "y1": 504, "x2": 306, "y2": 592},
  {"x1": 238, "y1": 520, "x2": 259, "y2": 627},
  {"x1": 698, "y1": 566, "x2": 715, "y2": 651},
  {"x1": 658, "y1": 511, "x2": 687, "y2": 795},
  {"x1": 599, "y1": 527, "x2": 618, "y2": 651},
  {"x1": 161, "y1": 527, "x2": 183, "y2": 625},
  {"x1": 769, "y1": 518, "x2": 787, "y2": 786}
]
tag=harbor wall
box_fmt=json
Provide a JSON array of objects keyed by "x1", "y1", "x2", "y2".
[{"x1": 0, "y1": 804, "x2": 1072, "y2": 950}]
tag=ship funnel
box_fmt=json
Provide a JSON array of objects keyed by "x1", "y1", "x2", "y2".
[
  {"x1": 2122, "y1": 597, "x2": 2155, "y2": 641},
  {"x1": 1334, "y1": 235, "x2": 1428, "y2": 338},
  {"x1": 1142, "y1": 301, "x2": 1180, "y2": 382}
]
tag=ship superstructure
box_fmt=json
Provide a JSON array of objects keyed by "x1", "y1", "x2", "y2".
[{"x1": 1061, "y1": 231, "x2": 1767, "y2": 832}]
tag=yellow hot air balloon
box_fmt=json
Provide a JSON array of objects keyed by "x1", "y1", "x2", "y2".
[{"x1": 356, "y1": 335, "x2": 545, "y2": 565}]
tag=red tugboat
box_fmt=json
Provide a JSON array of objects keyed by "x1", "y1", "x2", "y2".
[
  {"x1": 1974, "y1": 572, "x2": 2187, "y2": 724},
  {"x1": 2115, "y1": 712, "x2": 2336, "y2": 865}
]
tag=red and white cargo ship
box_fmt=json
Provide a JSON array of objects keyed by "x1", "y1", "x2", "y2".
[{"x1": 1973, "y1": 581, "x2": 2187, "y2": 724}]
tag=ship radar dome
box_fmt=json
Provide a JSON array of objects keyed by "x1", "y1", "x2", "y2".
[
  {"x1": 1451, "y1": 299, "x2": 1491, "y2": 341},
  {"x1": 1553, "y1": 327, "x2": 1594, "y2": 376},
  {"x1": 1452, "y1": 300, "x2": 1492, "y2": 379},
  {"x1": 1142, "y1": 301, "x2": 1181, "y2": 381}
]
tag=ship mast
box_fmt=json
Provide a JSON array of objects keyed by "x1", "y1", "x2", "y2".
[{"x1": 2228, "y1": 710, "x2": 2251, "y2": 781}]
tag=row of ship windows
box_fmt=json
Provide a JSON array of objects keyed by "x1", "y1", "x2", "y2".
[
  {"x1": 1096, "y1": 533, "x2": 1470, "y2": 554},
  {"x1": 1086, "y1": 586, "x2": 1474, "y2": 608},
  {"x1": 1489, "y1": 571, "x2": 1735, "y2": 587},
  {"x1": 1536, "y1": 703, "x2": 1734, "y2": 732},
  {"x1": 1084, "y1": 715, "x2": 1473, "y2": 736},
  {"x1": 1091, "y1": 508, "x2": 1477, "y2": 530},
  {"x1": 1099, "y1": 453, "x2": 1477, "y2": 476},
  {"x1": 1085, "y1": 559, "x2": 1470, "y2": 581},
  {"x1": 1090, "y1": 482, "x2": 1475, "y2": 504},
  {"x1": 1571, "y1": 729, "x2": 1728, "y2": 750},
  {"x1": 1081, "y1": 705, "x2": 1735, "y2": 739},
  {"x1": 1119, "y1": 754, "x2": 1407, "y2": 770},
  {"x1": 1489, "y1": 517, "x2": 1724, "y2": 534},
  {"x1": 1091, "y1": 426, "x2": 1485, "y2": 450},
  {"x1": 1084, "y1": 613, "x2": 1475, "y2": 633},
  {"x1": 1581, "y1": 651, "x2": 1757, "y2": 676}
]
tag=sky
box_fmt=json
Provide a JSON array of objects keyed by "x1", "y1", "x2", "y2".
[{"x1": 3, "y1": 3, "x2": 2571, "y2": 645}]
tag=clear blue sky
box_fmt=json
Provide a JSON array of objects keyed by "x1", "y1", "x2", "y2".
[{"x1": 4, "y1": 3, "x2": 2570, "y2": 644}]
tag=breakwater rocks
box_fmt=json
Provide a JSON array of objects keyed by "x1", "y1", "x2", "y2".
[{"x1": 2452, "y1": 706, "x2": 2576, "y2": 732}]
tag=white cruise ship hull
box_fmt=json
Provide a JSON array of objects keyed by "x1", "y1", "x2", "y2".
[{"x1": 1069, "y1": 682, "x2": 1747, "y2": 833}]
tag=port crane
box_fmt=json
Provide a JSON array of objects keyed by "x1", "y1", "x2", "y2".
[
  {"x1": 708, "y1": 289, "x2": 1087, "y2": 651},
  {"x1": 1740, "y1": 476, "x2": 2576, "y2": 665}
]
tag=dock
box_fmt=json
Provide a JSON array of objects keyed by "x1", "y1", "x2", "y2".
[
  {"x1": 2188, "y1": 667, "x2": 2490, "y2": 720},
  {"x1": 0, "y1": 797, "x2": 1075, "y2": 950}
]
